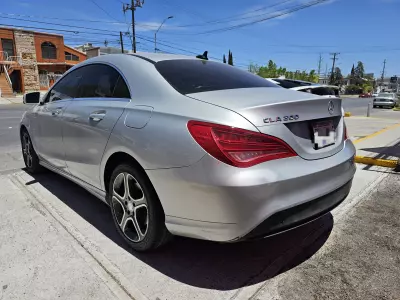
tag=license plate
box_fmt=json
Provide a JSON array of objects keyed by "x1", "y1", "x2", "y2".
[{"x1": 312, "y1": 120, "x2": 335, "y2": 149}]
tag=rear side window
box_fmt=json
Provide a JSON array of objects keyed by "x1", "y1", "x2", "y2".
[
  {"x1": 46, "y1": 68, "x2": 84, "y2": 102},
  {"x1": 77, "y1": 64, "x2": 124, "y2": 98},
  {"x1": 155, "y1": 59, "x2": 277, "y2": 94},
  {"x1": 113, "y1": 76, "x2": 131, "y2": 98}
]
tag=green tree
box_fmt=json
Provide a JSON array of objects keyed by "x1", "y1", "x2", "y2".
[
  {"x1": 223, "y1": 54, "x2": 226, "y2": 63},
  {"x1": 354, "y1": 61, "x2": 365, "y2": 79},
  {"x1": 266, "y1": 60, "x2": 277, "y2": 77},
  {"x1": 228, "y1": 50, "x2": 233, "y2": 66},
  {"x1": 308, "y1": 70, "x2": 318, "y2": 83},
  {"x1": 331, "y1": 67, "x2": 343, "y2": 86},
  {"x1": 248, "y1": 62, "x2": 259, "y2": 74},
  {"x1": 349, "y1": 64, "x2": 355, "y2": 85}
]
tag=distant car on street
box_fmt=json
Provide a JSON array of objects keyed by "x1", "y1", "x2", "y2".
[
  {"x1": 359, "y1": 93, "x2": 372, "y2": 98},
  {"x1": 373, "y1": 92, "x2": 398, "y2": 108},
  {"x1": 372, "y1": 92, "x2": 379, "y2": 97},
  {"x1": 20, "y1": 53, "x2": 356, "y2": 252}
]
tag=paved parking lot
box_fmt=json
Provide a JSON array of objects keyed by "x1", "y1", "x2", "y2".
[{"x1": 0, "y1": 101, "x2": 400, "y2": 300}]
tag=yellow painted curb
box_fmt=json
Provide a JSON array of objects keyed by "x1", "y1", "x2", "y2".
[
  {"x1": 344, "y1": 112, "x2": 351, "y2": 117},
  {"x1": 353, "y1": 123, "x2": 400, "y2": 144},
  {"x1": 354, "y1": 156, "x2": 398, "y2": 168}
]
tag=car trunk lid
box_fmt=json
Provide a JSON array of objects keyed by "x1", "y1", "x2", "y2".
[{"x1": 187, "y1": 87, "x2": 345, "y2": 160}]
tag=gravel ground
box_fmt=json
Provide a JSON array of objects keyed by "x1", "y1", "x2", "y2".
[{"x1": 255, "y1": 172, "x2": 400, "y2": 300}]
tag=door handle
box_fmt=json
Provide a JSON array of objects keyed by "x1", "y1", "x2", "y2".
[{"x1": 89, "y1": 112, "x2": 106, "y2": 122}]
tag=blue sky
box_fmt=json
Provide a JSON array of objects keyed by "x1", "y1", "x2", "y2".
[{"x1": 3, "y1": 0, "x2": 400, "y2": 77}]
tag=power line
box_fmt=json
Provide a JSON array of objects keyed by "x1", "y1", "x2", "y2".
[
  {"x1": 89, "y1": 0, "x2": 123, "y2": 22},
  {"x1": 0, "y1": 12, "x2": 159, "y2": 28},
  {"x1": 172, "y1": 0, "x2": 295, "y2": 27},
  {"x1": 0, "y1": 15, "x2": 123, "y2": 34},
  {"x1": 168, "y1": 0, "x2": 329, "y2": 35}
]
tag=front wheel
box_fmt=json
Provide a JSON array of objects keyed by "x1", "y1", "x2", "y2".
[
  {"x1": 21, "y1": 130, "x2": 42, "y2": 173},
  {"x1": 108, "y1": 164, "x2": 171, "y2": 252}
]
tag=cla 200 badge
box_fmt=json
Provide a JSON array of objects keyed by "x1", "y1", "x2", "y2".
[{"x1": 263, "y1": 115, "x2": 299, "y2": 124}]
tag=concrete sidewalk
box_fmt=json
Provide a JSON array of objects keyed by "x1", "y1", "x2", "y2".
[
  {"x1": 346, "y1": 116, "x2": 400, "y2": 160},
  {"x1": 0, "y1": 96, "x2": 23, "y2": 105},
  {"x1": 0, "y1": 174, "x2": 135, "y2": 300}
]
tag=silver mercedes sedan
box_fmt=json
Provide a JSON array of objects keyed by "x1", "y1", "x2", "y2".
[{"x1": 20, "y1": 53, "x2": 356, "y2": 251}]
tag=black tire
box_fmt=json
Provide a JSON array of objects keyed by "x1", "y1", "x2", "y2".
[
  {"x1": 107, "y1": 164, "x2": 171, "y2": 252},
  {"x1": 20, "y1": 129, "x2": 42, "y2": 173},
  {"x1": 373, "y1": 105, "x2": 376, "y2": 108}
]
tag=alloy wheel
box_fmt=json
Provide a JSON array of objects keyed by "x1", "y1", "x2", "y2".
[
  {"x1": 112, "y1": 172, "x2": 149, "y2": 242},
  {"x1": 22, "y1": 133, "x2": 33, "y2": 168}
]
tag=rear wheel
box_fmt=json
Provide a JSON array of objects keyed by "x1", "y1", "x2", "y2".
[
  {"x1": 373, "y1": 105, "x2": 377, "y2": 108},
  {"x1": 108, "y1": 164, "x2": 170, "y2": 252},
  {"x1": 21, "y1": 130, "x2": 42, "y2": 173}
]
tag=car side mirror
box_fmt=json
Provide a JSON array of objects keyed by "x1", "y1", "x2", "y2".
[{"x1": 23, "y1": 92, "x2": 41, "y2": 104}]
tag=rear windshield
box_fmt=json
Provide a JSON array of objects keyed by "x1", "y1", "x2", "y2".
[{"x1": 155, "y1": 59, "x2": 277, "y2": 94}]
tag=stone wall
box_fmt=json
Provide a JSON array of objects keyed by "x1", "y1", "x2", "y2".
[{"x1": 14, "y1": 30, "x2": 40, "y2": 92}]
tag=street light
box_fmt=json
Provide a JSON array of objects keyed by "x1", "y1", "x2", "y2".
[{"x1": 154, "y1": 16, "x2": 173, "y2": 53}]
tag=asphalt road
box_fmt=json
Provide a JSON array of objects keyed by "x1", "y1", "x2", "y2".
[
  {"x1": 0, "y1": 104, "x2": 31, "y2": 174},
  {"x1": 342, "y1": 97, "x2": 400, "y2": 119},
  {"x1": 0, "y1": 104, "x2": 30, "y2": 153}
]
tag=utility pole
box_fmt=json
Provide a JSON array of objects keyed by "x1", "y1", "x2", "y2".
[
  {"x1": 119, "y1": 32, "x2": 124, "y2": 53},
  {"x1": 380, "y1": 59, "x2": 386, "y2": 92},
  {"x1": 329, "y1": 52, "x2": 340, "y2": 84},
  {"x1": 317, "y1": 54, "x2": 322, "y2": 77},
  {"x1": 123, "y1": 0, "x2": 144, "y2": 53}
]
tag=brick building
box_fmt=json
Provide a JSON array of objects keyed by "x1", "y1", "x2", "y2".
[{"x1": 0, "y1": 27, "x2": 86, "y2": 96}]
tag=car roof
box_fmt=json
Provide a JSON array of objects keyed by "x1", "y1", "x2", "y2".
[
  {"x1": 129, "y1": 52, "x2": 196, "y2": 62},
  {"x1": 79, "y1": 52, "x2": 209, "y2": 67}
]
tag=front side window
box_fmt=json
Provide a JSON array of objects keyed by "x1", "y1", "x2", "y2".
[
  {"x1": 77, "y1": 64, "x2": 129, "y2": 98},
  {"x1": 41, "y1": 42, "x2": 57, "y2": 59},
  {"x1": 155, "y1": 59, "x2": 277, "y2": 95},
  {"x1": 46, "y1": 68, "x2": 84, "y2": 102}
]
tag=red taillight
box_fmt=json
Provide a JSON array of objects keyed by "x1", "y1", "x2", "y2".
[{"x1": 187, "y1": 121, "x2": 297, "y2": 168}]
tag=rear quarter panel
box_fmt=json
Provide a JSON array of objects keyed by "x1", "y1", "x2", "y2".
[{"x1": 100, "y1": 94, "x2": 258, "y2": 190}]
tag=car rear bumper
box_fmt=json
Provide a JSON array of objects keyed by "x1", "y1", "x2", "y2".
[
  {"x1": 146, "y1": 140, "x2": 356, "y2": 242},
  {"x1": 374, "y1": 101, "x2": 395, "y2": 106},
  {"x1": 242, "y1": 179, "x2": 352, "y2": 240}
]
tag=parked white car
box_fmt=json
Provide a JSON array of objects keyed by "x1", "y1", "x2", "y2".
[
  {"x1": 266, "y1": 78, "x2": 340, "y2": 98},
  {"x1": 373, "y1": 93, "x2": 398, "y2": 108}
]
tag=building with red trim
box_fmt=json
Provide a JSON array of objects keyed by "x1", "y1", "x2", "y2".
[{"x1": 0, "y1": 26, "x2": 86, "y2": 96}]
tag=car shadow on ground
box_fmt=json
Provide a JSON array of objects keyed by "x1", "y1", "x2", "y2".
[{"x1": 24, "y1": 170, "x2": 334, "y2": 291}]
